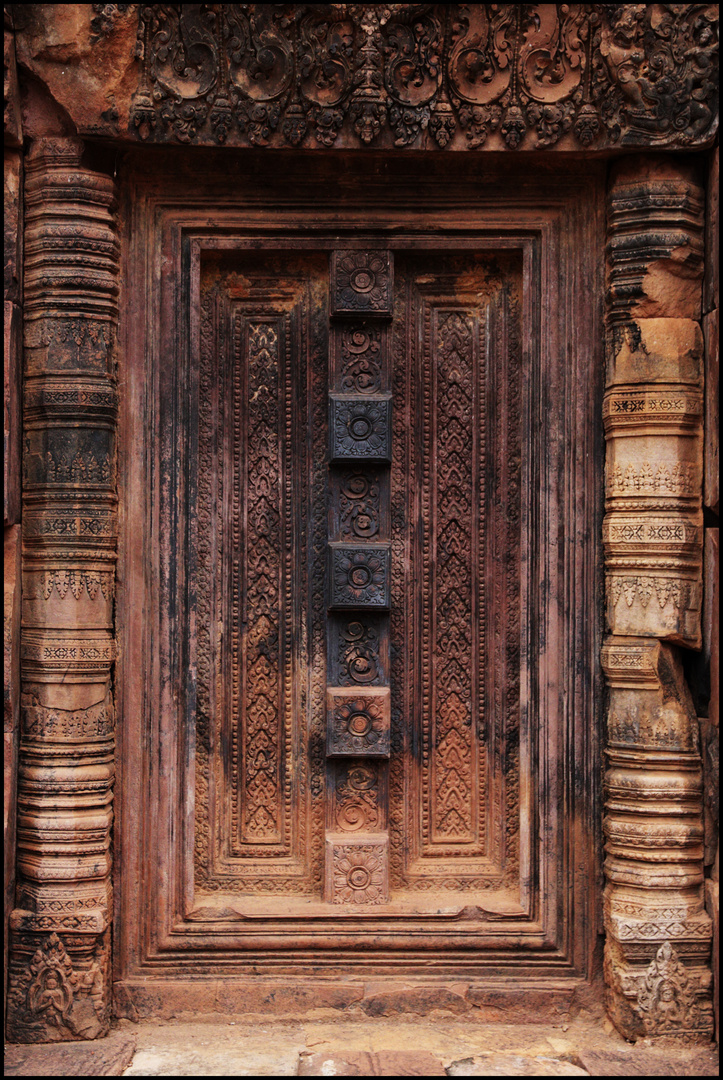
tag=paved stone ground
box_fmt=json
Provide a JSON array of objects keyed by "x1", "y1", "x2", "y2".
[{"x1": 5, "y1": 1013, "x2": 719, "y2": 1076}]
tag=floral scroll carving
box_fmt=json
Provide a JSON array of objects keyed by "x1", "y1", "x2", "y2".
[{"x1": 129, "y1": 5, "x2": 719, "y2": 149}]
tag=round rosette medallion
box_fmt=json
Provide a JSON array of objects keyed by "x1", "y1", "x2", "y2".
[
  {"x1": 332, "y1": 251, "x2": 392, "y2": 314},
  {"x1": 332, "y1": 845, "x2": 387, "y2": 904}
]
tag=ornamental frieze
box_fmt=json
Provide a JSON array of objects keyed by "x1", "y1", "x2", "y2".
[{"x1": 124, "y1": 4, "x2": 719, "y2": 150}]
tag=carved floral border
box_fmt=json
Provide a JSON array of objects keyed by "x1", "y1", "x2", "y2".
[{"x1": 126, "y1": 4, "x2": 719, "y2": 150}]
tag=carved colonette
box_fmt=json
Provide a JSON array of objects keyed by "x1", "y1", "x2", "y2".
[
  {"x1": 6, "y1": 139, "x2": 119, "y2": 1042},
  {"x1": 602, "y1": 160, "x2": 713, "y2": 1040}
]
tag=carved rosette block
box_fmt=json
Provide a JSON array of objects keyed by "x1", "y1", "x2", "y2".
[
  {"x1": 602, "y1": 160, "x2": 711, "y2": 1043},
  {"x1": 331, "y1": 251, "x2": 393, "y2": 316},
  {"x1": 324, "y1": 836, "x2": 390, "y2": 905},
  {"x1": 329, "y1": 543, "x2": 391, "y2": 610},
  {"x1": 7, "y1": 138, "x2": 119, "y2": 1043},
  {"x1": 330, "y1": 394, "x2": 392, "y2": 462},
  {"x1": 327, "y1": 687, "x2": 391, "y2": 758}
]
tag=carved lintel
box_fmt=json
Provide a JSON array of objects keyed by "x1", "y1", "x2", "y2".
[
  {"x1": 7, "y1": 137, "x2": 119, "y2": 1044},
  {"x1": 127, "y1": 6, "x2": 719, "y2": 150}
]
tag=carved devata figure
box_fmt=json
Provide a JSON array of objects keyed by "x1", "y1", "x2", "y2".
[
  {"x1": 128, "y1": 5, "x2": 719, "y2": 149},
  {"x1": 7, "y1": 934, "x2": 108, "y2": 1042},
  {"x1": 637, "y1": 942, "x2": 702, "y2": 1036}
]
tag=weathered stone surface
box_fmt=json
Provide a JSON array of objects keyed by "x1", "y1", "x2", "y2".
[
  {"x1": 705, "y1": 530, "x2": 719, "y2": 735},
  {"x1": 4, "y1": 148, "x2": 22, "y2": 303},
  {"x1": 606, "y1": 320, "x2": 703, "y2": 389},
  {"x1": 4, "y1": 10, "x2": 22, "y2": 146},
  {"x1": 607, "y1": 159, "x2": 705, "y2": 323},
  {"x1": 117, "y1": 979, "x2": 365, "y2": 1020},
  {"x1": 4, "y1": 300, "x2": 21, "y2": 525},
  {"x1": 299, "y1": 1050, "x2": 447, "y2": 1076},
  {"x1": 3, "y1": 1031, "x2": 137, "y2": 1075},
  {"x1": 13, "y1": 4, "x2": 136, "y2": 140},
  {"x1": 703, "y1": 309, "x2": 719, "y2": 515},
  {"x1": 446, "y1": 1055, "x2": 587, "y2": 1077},
  {"x1": 703, "y1": 146, "x2": 718, "y2": 317},
  {"x1": 704, "y1": 878, "x2": 718, "y2": 1044},
  {"x1": 465, "y1": 986, "x2": 584, "y2": 1021},
  {"x1": 574, "y1": 1046, "x2": 719, "y2": 1076},
  {"x1": 360, "y1": 986, "x2": 470, "y2": 1017},
  {"x1": 699, "y1": 717, "x2": 719, "y2": 869},
  {"x1": 5, "y1": 523, "x2": 21, "y2": 1016}
]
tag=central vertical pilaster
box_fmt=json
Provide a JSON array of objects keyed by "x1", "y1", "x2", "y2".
[{"x1": 325, "y1": 250, "x2": 394, "y2": 904}]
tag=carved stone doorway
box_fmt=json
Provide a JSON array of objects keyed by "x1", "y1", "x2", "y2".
[
  {"x1": 111, "y1": 151, "x2": 605, "y2": 1012},
  {"x1": 5, "y1": 2, "x2": 717, "y2": 1047}
]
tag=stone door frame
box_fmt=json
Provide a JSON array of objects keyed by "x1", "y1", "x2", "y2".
[
  {"x1": 4, "y1": 4, "x2": 717, "y2": 1044},
  {"x1": 113, "y1": 150, "x2": 604, "y2": 1012}
]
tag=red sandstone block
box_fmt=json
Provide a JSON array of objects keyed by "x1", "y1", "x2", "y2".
[
  {"x1": 703, "y1": 309, "x2": 719, "y2": 515},
  {"x1": 4, "y1": 300, "x2": 21, "y2": 525},
  {"x1": 704, "y1": 146, "x2": 718, "y2": 318}
]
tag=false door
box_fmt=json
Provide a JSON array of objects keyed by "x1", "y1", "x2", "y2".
[
  {"x1": 118, "y1": 162, "x2": 603, "y2": 990},
  {"x1": 192, "y1": 246, "x2": 522, "y2": 912}
]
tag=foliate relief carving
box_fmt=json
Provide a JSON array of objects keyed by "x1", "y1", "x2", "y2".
[
  {"x1": 196, "y1": 276, "x2": 323, "y2": 892},
  {"x1": 423, "y1": 308, "x2": 481, "y2": 845},
  {"x1": 23, "y1": 694, "x2": 114, "y2": 740},
  {"x1": 327, "y1": 687, "x2": 391, "y2": 758},
  {"x1": 325, "y1": 838, "x2": 390, "y2": 905},
  {"x1": 226, "y1": 309, "x2": 312, "y2": 857},
  {"x1": 337, "y1": 324, "x2": 384, "y2": 394},
  {"x1": 129, "y1": 6, "x2": 719, "y2": 149},
  {"x1": 330, "y1": 251, "x2": 393, "y2": 315},
  {"x1": 330, "y1": 618, "x2": 385, "y2": 686},
  {"x1": 238, "y1": 320, "x2": 283, "y2": 843},
  {"x1": 21, "y1": 631, "x2": 117, "y2": 671},
  {"x1": 604, "y1": 532, "x2": 703, "y2": 645},
  {"x1": 607, "y1": 461, "x2": 697, "y2": 500},
  {"x1": 330, "y1": 395, "x2": 392, "y2": 462},
  {"x1": 38, "y1": 570, "x2": 115, "y2": 602},
  {"x1": 329, "y1": 544, "x2": 391, "y2": 609},
  {"x1": 334, "y1": 764, "x2": 383, "y2": 833},
  {"x1": 602, "y1": 153, "x2": 710, "y2": 1041},
  {"x1": 337, "y1": 471, "x2": 382, "y2": 540},
  {"x1": 601, "y1": 638, "x2": 662, "y2": 687}
]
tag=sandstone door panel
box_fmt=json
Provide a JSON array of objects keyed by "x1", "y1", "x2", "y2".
[
  {"x1": 192, "y1": 250, "x2": 522, "y2": 905},
  {"x1": 116, "y1": 161, "x2": 604, "y2": 987}
]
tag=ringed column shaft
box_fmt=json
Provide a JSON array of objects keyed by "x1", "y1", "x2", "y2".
[
  {"x1": 6, "y1": 138, "x2": 119, "y2": 1042},
  {"x1": 602, "y1": 157, "x2": 713, "y2": 1041}
]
